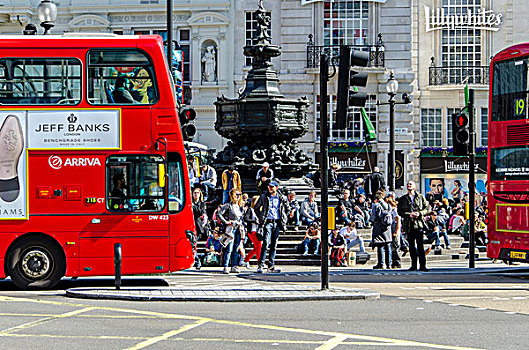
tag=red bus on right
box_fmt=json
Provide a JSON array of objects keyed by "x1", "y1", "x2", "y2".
[{"x1": 487, "y1": 43, "x2": 529, "y2": 263}]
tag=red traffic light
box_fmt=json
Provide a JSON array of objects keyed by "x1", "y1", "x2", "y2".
[
  {"x1": 179, "y1": 108, "x2": 196, "y2": 122},
  {"x1": 456, "y1": 113, "x2": 468, "y2": 127}
]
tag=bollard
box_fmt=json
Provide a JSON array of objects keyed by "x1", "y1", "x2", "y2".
[{"x1": 114, "y1": 243, "x2": 122, "y2": 290}]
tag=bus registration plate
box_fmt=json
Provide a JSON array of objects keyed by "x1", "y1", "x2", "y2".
[{"x1": 509, "y1": 251, "x2": 527, "y2": 260}]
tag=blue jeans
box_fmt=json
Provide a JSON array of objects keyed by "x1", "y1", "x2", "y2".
[
  {"x1": 288, "y1": 209, "x2": 301, "y2": 226},
  {"x1": 303, "y1": 238, "x2": 320, "y2": 254},
  {"x1": 427, "y1": 230, "x2": 451, "y2": 247},
  {"x1": 201, "y1": 182, "x2": 215, "y2": 200},
  {"x1": 376, "y1": 242, "x2": 392, "y2": 268},
  {"x1": 301, "y1": 216, "x2": 316, "y2": 226},
  {"x1": 258, "y1": 221, "x2": 280, "y2": 268},
  {"x1": 346, "y1": 237, "x2": 365, "y2": 253},
  {"x1": 222, "y1": 190, "x2": 231, "y2": 204},
  {"x1": 222, "y1": 227, "x2": 241, "y2": 268}
]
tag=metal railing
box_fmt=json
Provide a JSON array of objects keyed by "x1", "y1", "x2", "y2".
[
  {"x1": 429, "y1": 65, "x2": 489, "y2": 86},
  {"x1": 306, "y1": 34, "x2": 385, "y2": 69}
]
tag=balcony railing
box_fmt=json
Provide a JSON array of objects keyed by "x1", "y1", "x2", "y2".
[
  {"x1": 429, "y1": 65, "x2": 489, "y2": 86},
  {"x1": 306, "y1": 34, "x2": 385, "y2": 69}
]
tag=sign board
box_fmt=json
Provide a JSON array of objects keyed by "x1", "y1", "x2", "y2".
[
  {"x1": 425, "y1": 5, "x2": 502, "y2": 32},
  {"x1": 0, "y1": 112, "x2": 27, "y2": 220},
  {"x1": 386, "y1": 128, "x2": 409, "y2": 136},
  {"x1": 27, "y1": 110, "x2": 121, "y2": 150}
]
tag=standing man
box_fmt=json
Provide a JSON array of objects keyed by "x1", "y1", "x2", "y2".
[
  {"x1": 364, "y1": 166, "x2": 386, "y2": 200},
  {"x1": 254, "y1": 180, "x2": 290, "y2": 273},
  {"x1": 221, "y1": 166, "x2": 241, "y2": 204},
  {"x1": 256, "y1": 162, "x2": 274, "y2": 195},
  {"x1": 198, "y1": 163, "x2": 217, "y2": 201},
  {"x1": 397, "y1": 180, "x2": 430, "y2": 272}
]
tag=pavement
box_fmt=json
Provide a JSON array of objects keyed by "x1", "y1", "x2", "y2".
[{"x1": 64, "y1": 259, "x2": 528, "y2": 302}]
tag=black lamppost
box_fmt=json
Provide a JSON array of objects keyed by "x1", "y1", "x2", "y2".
[
  {"x1": 378, "y1": 71, "x2": 411, "y2": 192},
  {"x1": 36, "y1": 0, "x2": 57, "y2": 35},
  {"x1": 386, "y1": 72, "x2": 398, "y2": 192}
]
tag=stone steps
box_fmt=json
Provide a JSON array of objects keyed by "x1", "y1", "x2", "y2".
[{"x1": 196, "y1": 224, "x2": 487, "y2": 266}]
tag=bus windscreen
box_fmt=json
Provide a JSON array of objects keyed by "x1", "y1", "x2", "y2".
[{"x1": 491, "y1": 57, "x2": 529, "y2": 121}]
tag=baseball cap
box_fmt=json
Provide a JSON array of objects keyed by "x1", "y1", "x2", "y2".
[{"x1": 269, "y1": 180, "x2": 279, "y2": 187}]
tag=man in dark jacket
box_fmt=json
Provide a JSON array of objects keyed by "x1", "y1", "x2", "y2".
[
  {"x1": 397, "y1": 180, "x2": 430, "y2": 271},
  {"x1": 364, "y1": 167, "x2": 386, "y2": 200},
  {"x1": 254, "y1": 181, "x2": 290, "y2": 273}
]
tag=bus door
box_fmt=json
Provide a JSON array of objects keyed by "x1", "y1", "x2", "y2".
[
  {"x1": 167, "y1": 152, "x2": 196, "y2": 270},
  {"x1": 79, "y1": 155, "x2": 169, "y2": 276}
]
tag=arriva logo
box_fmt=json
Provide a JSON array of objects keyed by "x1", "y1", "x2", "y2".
[{"x1": 48, "y1": 155, "x2": 101, "y2": 169}]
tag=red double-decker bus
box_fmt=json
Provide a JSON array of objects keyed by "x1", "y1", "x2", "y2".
[
  {"x1": 487, "y1": 43, "x2": 529, "y2": 263},
  {"x1": 0, "y1": 34, "x2": 196, "y2": 289}
]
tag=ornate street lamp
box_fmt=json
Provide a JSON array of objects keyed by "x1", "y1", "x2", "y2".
[
  {"x1": 386, "y1": 71, "x2": 398, "y2": 192},
  {"x1": 37, "y1": 0, "x2": 57, "y2": 35}
]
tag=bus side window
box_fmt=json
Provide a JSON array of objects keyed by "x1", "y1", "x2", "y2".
[{"x1": 87, "y1": 50, "x2": 157, "y2": 105}]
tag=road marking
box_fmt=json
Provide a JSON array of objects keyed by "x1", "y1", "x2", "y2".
[
  {"x1": 316, "y1": 335, "x2": 349, "y2": 350},
  {"x1": 0, "y1": 307, "x2": 96, "y2": 335},
  {"x1": 0, "y1": 296, "x2": 485, "y2": 350},
  {"x1": 125, "y1": 319, "x2": 209, "y2": 350}
]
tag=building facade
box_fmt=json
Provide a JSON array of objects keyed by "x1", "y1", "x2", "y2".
[
  {"x1": 413, "y1": 0, "x2": 529, "y2": 197},
  {"x1": 2, "y1": 1, "x2": 526, "y2": 195}
]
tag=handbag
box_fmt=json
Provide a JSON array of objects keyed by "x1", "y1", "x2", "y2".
[
  {"x1": 256, "y1": 227, "x2": 265, "y2": 241},
  {"x1": 203, "y1": 252, "x2": 220, "y2": 266}
]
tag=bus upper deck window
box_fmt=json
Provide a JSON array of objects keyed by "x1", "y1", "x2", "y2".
[
  {"x1": 87, "y1": 49, "x2": 158, "y2": 105},
  {"x1": 0, "y1": 58, "x2": 81, "y2": 105}
]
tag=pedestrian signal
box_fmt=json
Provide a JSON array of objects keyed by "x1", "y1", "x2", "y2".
[{"x1": 452, "y1": 112, "x2": 469, "y2": 156}]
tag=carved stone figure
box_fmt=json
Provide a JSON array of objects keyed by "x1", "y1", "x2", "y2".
[{"x1": 201, "y1": 46, "x2": 217, "y2": 83}]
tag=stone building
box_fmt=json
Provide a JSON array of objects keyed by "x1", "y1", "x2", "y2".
[
  {"x1": 413, "y1": 0, "x2": 529, "y2": 197},
  {"x1": 5, "y1": 1, "x2": 526, "y2": 195}
]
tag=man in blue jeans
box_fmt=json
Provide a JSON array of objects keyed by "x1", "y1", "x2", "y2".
[{"x1": 254, "y1": 181, "x2": 290, "y2": 273}]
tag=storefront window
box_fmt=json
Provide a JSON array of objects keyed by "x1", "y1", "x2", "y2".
[{"x1": 323, "y1": 1, "x2": 369, "y2": 46}]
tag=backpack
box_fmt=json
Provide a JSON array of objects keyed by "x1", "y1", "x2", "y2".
[{"x1": 378, "y1": 202, "x2": 393, "y2": 229}]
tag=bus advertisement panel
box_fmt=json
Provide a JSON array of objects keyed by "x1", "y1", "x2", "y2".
[{"x1": 0, "y1": 112, "x2": 27, "y2": 220}]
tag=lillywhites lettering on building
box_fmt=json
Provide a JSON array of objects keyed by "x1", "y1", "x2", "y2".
[
  {"x1": 27, "y1": 110, "x2": 120, "y2": 150},
  {"x1": 444, "y1": 160, "x2": 479, "y2": 172},
  {"x1": 425, "y1": 6, "x2": 502, "y2": 32},
  {"x1": 330, "y1": 156, "x2": 366, "y2": 170}
]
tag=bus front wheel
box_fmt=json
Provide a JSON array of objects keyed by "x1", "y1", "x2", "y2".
[{"x1": 6, "y1": 236, "x2": 65, "y2": 289}]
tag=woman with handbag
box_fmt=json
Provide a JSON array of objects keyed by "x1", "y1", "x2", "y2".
[
  {"x1": 218, "y1": 188, "x2": 246, "y2": 274},
  {"x1": 244, "y1": 196, "x2": 262, "y2": 267}
]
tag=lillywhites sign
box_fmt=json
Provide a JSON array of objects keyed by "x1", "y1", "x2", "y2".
[
  {"x1": 425, "y1": 5, "x2": 502, "y2": 32},
  {"x1": 330, "y1": 156, "x2": 366, "y2": 170},
  {"x1": 444, "y1": 160, "x2": 479, "y2": 172},
  {"x1": 28, "y1": 110, "x2": 121, "y2": 150}
]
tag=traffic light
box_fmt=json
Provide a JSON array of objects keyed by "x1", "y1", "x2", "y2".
[
  {"x1": 179, "y1": 107, "x2": 196, "y2": 141},
  {"x1": 452, "y1": 112, "x2": 469, "y2": 156},
  {"x1": 336, "y1": 46, "x2": 370, "y2": 129}
]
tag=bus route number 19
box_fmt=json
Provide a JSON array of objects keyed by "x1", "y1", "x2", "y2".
[{"x1": 515, "y1": 98, "x2": 526, "y2": 116}]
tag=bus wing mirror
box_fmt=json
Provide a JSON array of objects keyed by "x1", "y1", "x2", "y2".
[{"x1": 158, "y1": 163, "x2": 166, "y2": 188}]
